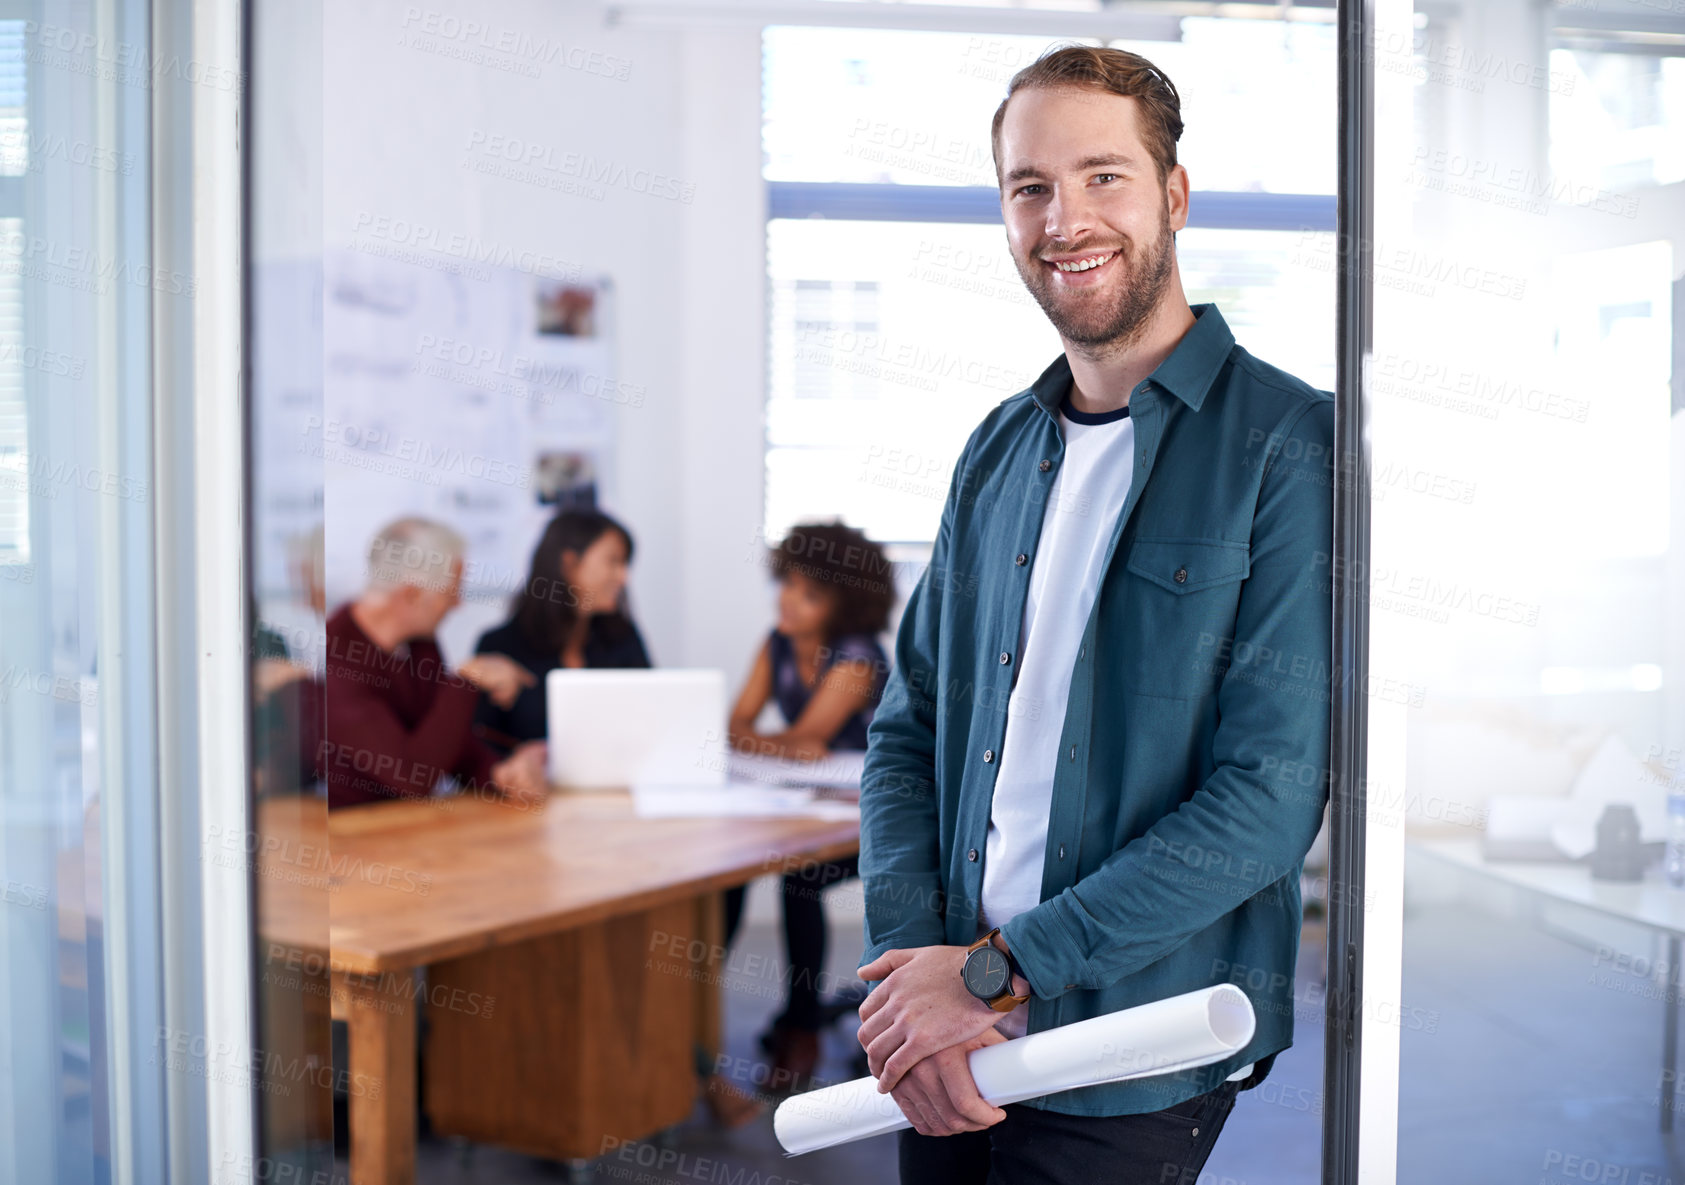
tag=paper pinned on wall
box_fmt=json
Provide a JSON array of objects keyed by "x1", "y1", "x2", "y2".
[{"x1": 773, "y1": 984, "x2": 1256, "y2": 1156}]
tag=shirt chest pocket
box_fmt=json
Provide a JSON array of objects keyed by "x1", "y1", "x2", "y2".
[
  {"x1": 1121, "y1": 536, "x2": 1252, "y2": 698},
  {"x1": 1124, "y1": 536, "x2": 1251, "y2": 593}
]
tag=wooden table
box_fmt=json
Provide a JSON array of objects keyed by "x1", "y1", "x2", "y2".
[{"x1": 259, "y1": 792, "x2": 860, "y2": 1185}]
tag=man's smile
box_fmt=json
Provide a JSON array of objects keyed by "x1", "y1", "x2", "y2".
[{"x1": 1043, "y1": 249, "x2": 1119, "y2": 283}]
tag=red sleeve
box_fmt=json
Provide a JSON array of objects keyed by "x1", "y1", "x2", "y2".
[
  {"x1": 295, "y1": 675, "x2": 325, "y2": 787},
  {"x1": 323, "y1": 653, "x2": 489, "y2": 806},
  {"x1": 456, "y1": 731, "x2": 501, "y2": 796}
]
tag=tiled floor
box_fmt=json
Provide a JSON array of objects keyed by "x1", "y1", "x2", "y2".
[{"x1": 339, "y1": 900, "x2": 1685, "y2": 1184}]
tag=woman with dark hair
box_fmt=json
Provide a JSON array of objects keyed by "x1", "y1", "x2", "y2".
[
  {"x1": 726, "y1": 521, "x2": 896, "y2": 1090},
  {"x1": 472, "y1": 509, "x2": 652, "y2": 755}
]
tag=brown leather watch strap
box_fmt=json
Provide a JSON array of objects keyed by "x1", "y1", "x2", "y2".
[{"x1": 971, "y1": 927, "x2": 1031, "y2": 1012}]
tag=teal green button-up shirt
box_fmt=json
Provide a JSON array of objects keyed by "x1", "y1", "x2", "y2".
[{"x1": 859, "y1": 302, "x2": 1334, "y2": 1116}]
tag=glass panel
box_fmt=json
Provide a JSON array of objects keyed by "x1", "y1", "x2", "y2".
[
  {"x1": 0, "y1": 1, "x2": 163, "y2": 1181},
  {"x1": 249, "y1": 0, "x2": 333, "y2": 1175},
  {"x1": 1371, "y1": 1, "x2": 1685, "y2": 1178}
]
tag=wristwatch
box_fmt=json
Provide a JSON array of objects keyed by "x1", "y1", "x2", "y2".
[{"x1": 962, "y1": 927, "x2": 1032, "y2": 1013}]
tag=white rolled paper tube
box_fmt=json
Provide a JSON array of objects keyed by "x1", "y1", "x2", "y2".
[{"x1": 773, "y1": 983, "x2": 1255, "y2": 1156}]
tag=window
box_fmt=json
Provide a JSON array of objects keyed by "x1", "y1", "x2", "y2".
[
  {"x1": 761, "y1": 20, "x2": 1338, "y2": 547},
  {"x1": 1550, "y1": 49, "x2": 1685, "y2": 190}
]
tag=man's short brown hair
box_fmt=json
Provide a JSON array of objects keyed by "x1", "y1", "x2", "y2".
[{"x1": 991, "y1": 44, "x2": 1184, "y2": 188}]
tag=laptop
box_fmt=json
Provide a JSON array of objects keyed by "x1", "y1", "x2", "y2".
[{"x1": 545, "y1": 668, "x2": 729, "y2": 791}]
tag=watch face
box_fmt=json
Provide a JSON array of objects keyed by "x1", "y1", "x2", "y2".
[{"x1": 964, "y1": 946, "x2": 1009, "y2": 999}]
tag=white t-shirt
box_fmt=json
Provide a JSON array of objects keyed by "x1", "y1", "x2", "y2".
[{"x1": 979, "y1": 394, "x2": 1135, "y2": 1038}]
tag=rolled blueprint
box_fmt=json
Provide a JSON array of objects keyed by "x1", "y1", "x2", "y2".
[{"x1": 773, "y1": 983, "x2": 1255, "y2": 1156}]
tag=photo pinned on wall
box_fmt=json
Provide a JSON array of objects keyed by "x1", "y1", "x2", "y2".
[
  {"x1": 535, "y1": 450, "x2": 598, "y2": 510},
  {"x1": 535, "y1": 280, "x2": 597, "y2": 338}
]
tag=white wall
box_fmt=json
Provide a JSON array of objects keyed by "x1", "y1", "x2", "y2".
[{"x1": 316, "y1": 0, "x2": 775, "y2": 682}]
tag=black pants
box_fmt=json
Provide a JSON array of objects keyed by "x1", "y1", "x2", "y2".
[
  {"x1": 897, "y1": 1079, "x2": 1241, "y2": 1185},
  {"x1": 716, "y1": 856, "x2": 861, "y2": 1031},
  {"x1": 694, "y1": 863, "x2": 861, "y2": 1078},
  {"x1": 723, "y1": 883, "x2": 747, "y2": 949},
  {"x1": 778, "y1": 853, "x2": 860, "y2": 1029}
]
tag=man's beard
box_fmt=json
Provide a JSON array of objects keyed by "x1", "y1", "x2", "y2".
[{"x1": 1016, "y1": 197, "x2": 1175, "y2": 357}]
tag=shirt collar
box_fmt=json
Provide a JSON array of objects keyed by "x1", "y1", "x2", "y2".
[{"x1": 1029, "y1": 302, "x2": 1236, "y2": 420}]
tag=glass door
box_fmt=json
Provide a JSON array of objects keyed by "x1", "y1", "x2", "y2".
[{"x1": 1362, "y1": 0, "x2": 1685, "y2": 1178}]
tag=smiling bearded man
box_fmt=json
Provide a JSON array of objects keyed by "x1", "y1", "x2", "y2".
[{"x1": 854, "y1": 43, "x2": 1336, "y2": 1185}]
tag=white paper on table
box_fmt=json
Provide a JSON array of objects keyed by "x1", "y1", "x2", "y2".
[
  {"x1": 725, "y1": 749, "x2": 866, "y2": 790},
  {"x1": 630, "y1": 780, "x2": 859, "y2": 821},
  {"x1": 773, "y1": 984, "x2": 1255, "y2": 1156}
]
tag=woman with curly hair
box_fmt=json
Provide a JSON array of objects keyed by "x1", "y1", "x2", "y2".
[{"x1": 726, "y1": 521, "x2": 896, "y2": 1089}]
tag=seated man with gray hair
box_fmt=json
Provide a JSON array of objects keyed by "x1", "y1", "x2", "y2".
[{"x1": 323, "y1": 516, "x2": 547, "y2": 810}]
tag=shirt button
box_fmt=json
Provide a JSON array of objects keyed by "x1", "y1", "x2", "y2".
[
  {"x1": 968, "y1": 848, "x2": 979, "y2": 862},
  {"x1": 1000, "y1": 652, "x2": 1011, "y2": 665},
  {"x1": 1016, "y1": 553, "x2": 1028, "y2": 566},
  {"x1": 983, "y1": 749, "x2": 995, "y2": 763},
  {"x1": 1058, "y1": 844, "x2": 1066, "y2": 860},
  {"x1": 1069, "y1": 745, "x2": 1077, "y2": 761},
  {"x1": 1079, "y1": 644, "x2": 1086, "y2": 660},
  {"x1": 1174, "y1": 567, "x2": 1188, "y2": 583},
  {"x1": 1039, "y1": 458, "x2": 1051, "y2": 472}
]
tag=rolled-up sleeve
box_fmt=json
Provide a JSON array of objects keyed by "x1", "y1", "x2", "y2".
[{"x1": 1002, "y1": 397, "x2": 1335, "y2": 997}]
